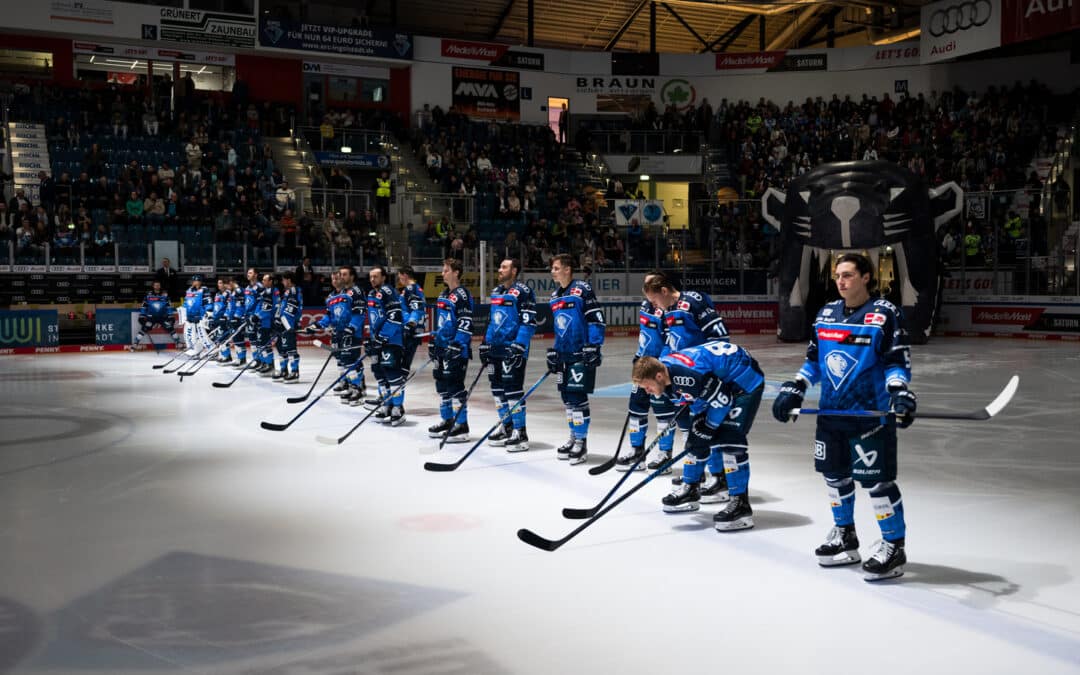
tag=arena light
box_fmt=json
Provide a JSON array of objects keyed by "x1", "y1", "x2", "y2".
[
  {"x1": 340, "y1": 146, "x2": 352, "y2": 154},
  {"x1": 639, "y1": 174, "x2": 650, "y2": 181}
]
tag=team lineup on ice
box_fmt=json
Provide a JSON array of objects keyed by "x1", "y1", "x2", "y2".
[{"x1": 133, "y1": 252, "x2": 1018, "y2": 579}]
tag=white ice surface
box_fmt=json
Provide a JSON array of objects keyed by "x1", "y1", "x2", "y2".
[{"x1": 0, "y1": 335, "x2": 1078, "y2": 674}]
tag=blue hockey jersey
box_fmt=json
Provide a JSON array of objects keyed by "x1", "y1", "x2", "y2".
[
  {"x1": 367, "y1": 283, "x2": 404, "y2": 347},
  {"x1": 140, "y1": 291, "x2": 172, "y2": 320},
  {"x1": 549, "y1": 280, "x2": 604, "y2": 354},
  {"x1": 211, "y1": 289, "x2": 227, "y2": 321},
  {"x1": 660, "y1": 341, "x2": 763, "y2": 428},
  {"x1": 400, "y1": 282, "x2": 426, "y2": 331},
  {"x1": 635, "y1": 299, "x2": 664, "y2": 359},
  {"x1": 254, "y1": 284, "x2": 279, "y2": 326},
  {"x1": 797, "y1": 297, "x2": 911, "y2": 411},
  {"x1": 485, "y1": 281, "x2": 536, "y2": 351},
  {"x1": 242, "y1": 282, "x2": 260, "y2": 318},
  {"x1": 434, "y1": 286, "x2": 473, "y2": 354},
  {"x1": 275, "y1": 286, "x2": 303, "y2": 331},
  {"x1": 182, "y1": 286, "x2": 211, "y2": 320},
  {"x1": 661, "y1": 290, "x2": 728, "y2": 355}
]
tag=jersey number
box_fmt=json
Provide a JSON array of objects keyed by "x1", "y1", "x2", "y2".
[{"x1": 704, "y1": 342, "x2": 738, "y2": 357}]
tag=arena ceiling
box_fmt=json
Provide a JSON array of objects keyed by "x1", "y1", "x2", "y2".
[{"x1": 314, "y1": 0, "x2": 928, "y2": 53}]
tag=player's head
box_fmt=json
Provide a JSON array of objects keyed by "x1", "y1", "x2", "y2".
[
  {"x1": 398, "y1": 265, "x2": 416, "y2": 286},
  {"x1": 190, "y1": 273, "x2": 203, "y2": 288},
  {"x1": 631, "y1": 356, "x2": 670, "y2": 396},
  {"x1": 216, "y1": 278, "x2": 225, "y2": 290},
  {"x1": 550, "y1": 254, "x2": 574, "y2": 287},
  {"x1": 281, "y1": 271, "x2": 295, "y2": 288},
  {"x1": 498, "y1": 258, "x2": 521, "y2": 285},
  {"x1": 834, "y1": 252, "x2": 875, "y2": 305},
  {"x1": 246, "y1": 268, "x2": 257, "y2": 283},
  {"x1": 151, "y1": 280, "x2": 162, "y2": 293},
  {"x1": 369, "y1": 265, "x2": 388, "y2": 288},
  {"x1": 261, "y1": 272, "x2": 273, "y2": 287},
  {"x1": 338, "y1": 266, "x2": 356, "y2": 287},
  {"x1": 442, "y1": 258, "x2": 463, "y2": 287},
  {"x1": 642, "y1": 272, "x2": 679, "y2": 308}
]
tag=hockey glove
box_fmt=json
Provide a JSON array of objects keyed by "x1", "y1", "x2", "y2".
[
  {"x1": 303, "y1": 324, "x2": 317, "y2": 335},
  {"x1": 246, "y1": 314, "x2": 259, "y2": 329},
  {"x1": 506, "y1": 342, "x2": 526, "y2": 369},
  {"x1": 582, "y1": 344, "x2": 602, "y2": 368},
  {"x1": 772, "y1": 379, "x2": 807, "y2": 423},
  {"x1": 888, "y1": 384, "x2": 917, "y2": 429},
  {"x1": 478, "y1": 342, "x2": 491, "y2": 366},
  {"x1": 405, "y1": 320, "x2": 418, "y2": 336},
  {"x1": 366, "y1": 334, "x2": 387, "y2": 352},
  {"x1": 428, "y1": 344, "x2": 438, "y2": 362},
  {"x1": 545, "y1": 347, "x2": 560, "y2": 374},
  {"x1": 687, "y1": 416, "x2": 717, "y2": 452},
  {"x1": 444, "y1": 341, "x2": 464, "y2": 362}
]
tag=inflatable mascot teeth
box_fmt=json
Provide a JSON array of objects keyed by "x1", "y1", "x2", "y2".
[{"x1": 761, "y1": 160, "x2": 962, "y2": 344}]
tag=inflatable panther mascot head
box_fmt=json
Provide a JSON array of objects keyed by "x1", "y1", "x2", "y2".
[{"x1": 762, "y1": 160, "x2": 962, "y2": 344}]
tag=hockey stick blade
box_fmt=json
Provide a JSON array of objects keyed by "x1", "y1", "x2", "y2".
[
  {"x1": 315, "y1": 434, "x2": 341, "y2": 445},
  {"x1": 561, "y1": 506, "x2": 597, "y2": 519},
  {"x1": 516, "y1": 528, "x2": 561, "y2": 552},
  {"x1": 259, "y1": 421, "x2": 290, "y2": 431},
  {"x1": 588, "y1": 412, "x2": 631, "y2": 476},
  {"x1": 423, "y1": 459, "x2": 462, "y2": 472}
]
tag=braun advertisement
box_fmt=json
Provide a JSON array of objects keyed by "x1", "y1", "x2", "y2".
[{"x1": 451, "y1": 67, "x2": 520, "y2": 121}]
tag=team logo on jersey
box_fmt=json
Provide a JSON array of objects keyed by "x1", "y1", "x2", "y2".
[
  {"x1": 822, "y1": 308, "x2": 833, "y2": 317},
  {"x1": 555, "y1": 314, "x2": 571, "y2": 333},
  {"x1": 668, "y1": 352, "x2": 695, "y2": 367},
  {"x1": 853, "y1": 442, "x2": 878, "y2": 467},
  {"x1": 824, "y1": 350, "x2": 858, "y2": 390},
  {"x1": 509, "y1": 287, "x2": 520, "y2": 296},
  {"x1": 676, "y1": 300, "x2": 690, "y2": 311},
  {"x1": 570, "y1": 287, "x2": 582, "y2": 296},
  {"x1": 864, "y1": 312, "x2": 886, "y2": 326},
  {"x1": 817, "y1": 328, "x2": 850, "y2": 341}
]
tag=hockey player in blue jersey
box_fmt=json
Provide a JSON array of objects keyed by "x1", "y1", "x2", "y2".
[
  {"x1": 315, "y1": 267, "x2": 367, "y2": 405},
  {"x1": 253, "y1": 273, "x2": 280, "y2": 375},
  {"x1": 546, "y1": 254, "x2": 605, "y2": 465},
  {"x1": 397, "y1": 266, "x2": 426, "y2": 372},
  {"x1": 181, "y1": 274, "x2": 213, "y2": 355},
  {"x1": 617, "y1": 272, "x2": 676, "y2": 471},
  {"x1": 772, "y1": 253, "x2": 916, "y2": 581},
  {"x1": 366, "y1": 265, "x2": 407, "y2": 425},
  {"x1": 632, "y1": 340, "x2": 764, "y2": 530},
  {"x1": 272, "y1": 271, "x2": 303, "y2": 382},
  {"x1": 480, "y1": 257, "x2": 537, "y2": 452},
  {"x1": 225, "y1": 277, "x2": 245, "y2": 366},
  {"x1": 132, "y1": 280, "x2": 178, "y2": 350},
  {"x1": 428, "y1": 258, "x2": 474, "y2": 443},
  {"x1": 210, "y1": 278, "x2": 231, "y2": 362},
  {"x1": 233, "y1": 268, "x2": 260, "y2": 368},
  {"x1": 640, "y1": 273, "x2": 732, "y2": 504}
]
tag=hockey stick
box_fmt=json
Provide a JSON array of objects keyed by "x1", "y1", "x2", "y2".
[
  {"x1": 286, "y1": 349, "x2": 335, "y2": 404},
  {"x1": 314, "y1": 358, "x2": 436, "y2": 445},
  {"x1": 211, "y1": 358, "x2": 260, "y2": 388},
  {"x1": 518, "y1": 447, "x2": 693, "y2": 552},
  {"x1": 177, "y1": 325, "x2": 243, "y2": 377},
  {"x1": 260, "y1": 363, "x2": 361, "y2": 431},
  {"x1": 564, "y1": 404, "x2": 690, "y2": 518},
  {"x1": 436, "y1": 366, "x2": 487, "y2": 451},
  {"x1": 795, "y1": 375, "x2": 1019, "y2": 422},
  {"x1": 162, "y1": 326, "x2": 225, "y2": 374},
  {"x1": 151, "y1": 349, "x2": 186, "y2": 370},
  {"x1": 587, "y1": 412, "x2": 631, "y2": 476},
  {"x1": 424, "y1": 372, "x2": 551, "y2": 472}
]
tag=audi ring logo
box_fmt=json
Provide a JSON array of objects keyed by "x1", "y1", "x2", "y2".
[
  {"x1": 672, "y1": 376, "x2": 696, "y2": 387},
  {"x1": 929, "y1": 0, "x2": 992, "y2": 37}
]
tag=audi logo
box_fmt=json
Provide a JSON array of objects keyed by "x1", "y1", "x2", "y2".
[
  {"x1": 672, "y1": 376, "x2": 696, "y2": 387},
  {"x1": 928, "y1": 0, "x2": 991, "y2": 37}
]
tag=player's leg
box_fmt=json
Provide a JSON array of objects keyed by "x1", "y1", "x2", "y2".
[
  {"x1": 285, "y1": 330, "x2": 299, "y2": 380},
  {"x1": 502, "y1": 355, "x2": 530, "y2": 452},
  {"x1": 855, "y1": 422, "x2": 905, "y2": 580},
  {"x1": 444, "y1": 358, "x2": 470, "y2": 440},
  {"x1": 565, "y1": 361, "x2": 594, "y2": 465},
  {"x1": 379, "y1": 346, "x2": 406, "y2": 425},
  {"x1": 813, "y1": 420, "x2": 860, "y2": 566},
  {"x1": 711, "y1": 385, "x2": 762, "y2": 531},
  {"x1": 487, "y1": 358, "x2": 512, "y2": 446},
  {"x1": 619, "y1": 385, "x2": 651, "y2": 470},
  {"x1": 428, "y1": 359, "x2": 455, "y2": 437}
]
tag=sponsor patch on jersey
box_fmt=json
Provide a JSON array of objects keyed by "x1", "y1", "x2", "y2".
[
  {"x1": 823, "y1": 350, "x2": 858, "y2": 390},
  {"x1": 822, "y1": 308, "x2": 833, "y2": 317},
  {"x1": 677, "y1": 300, "x2": 690, "y2": 311},
  {"x1": 864, "y1": 312, "x2": 886, "y2": 326},
  {"x1": 570, "y1": 287, "x2": 582, "y2": 296},
  {"x1": 841, "y1": 334, "x2": 873, "y2": 346},
  {"x1": 672, "y1": 375, "x2": 695, "y2": 387},
  {"x1": 817, "y1": 328, "x2": 851, "y2": 341},
  {"x1": 669, "y1": 352, "x2": 696, "y2": 367},
  {"x1": 551, "y1": 300, "x2": 569, "y2": 311},
  {"x1": 509, "y1": 287, "x2": 520, "y2": 296},
  {"x1": 491, "y1": 297, "x2": 507, "y2": 305}
]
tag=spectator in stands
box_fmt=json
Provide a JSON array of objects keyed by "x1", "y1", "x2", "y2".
[
  {"x1": 375, "y1": 170, "x2": 391, "y2": 224},
  {"x1": 38, "y1": 171, "x2": 56, "y2": 213},
  {"x1": 125, "y1": 191, "x2": 144, "y2": 224},
  {"x1": 279, "y1": 208, "x2": 299, "y2": 251},
  {"x1": 144, "y1": 192, "x2": 165, "y2": 225},
  {"x1": 83, "y1": 144, "x2": 105, "y2": 178},
  {"x1": 296, "y1": 256, "x2": 318, "y2": 305},
  {"x1": 558, "y1": 103, "x2": 568, "y2": 143},
  {"x1": 9, "y1": 188, "x2": 30, "y2": 215},
  {"x1": 93, "y1": 223, "x2": 112, "y2": 260},
  {"x1": 0, "y1": 202, "x2": 9, "y2": 230},
  {"x1": 274, "y1": 180, "x2": 295, "y2": 215},
  {"x1": 15, "y1": 218, "x2": 37, "y2": 260},
  {"x1": 186, "y1": 137, "x2": 202, "y2": 172},
  {"x1": 156, "y1": 257, "x2": 178, "y2": 294}
]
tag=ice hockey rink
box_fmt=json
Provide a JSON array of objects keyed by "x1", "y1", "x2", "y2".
[{"x1": 0, "y1": 334, "x2": 1078, "y2": 675}]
